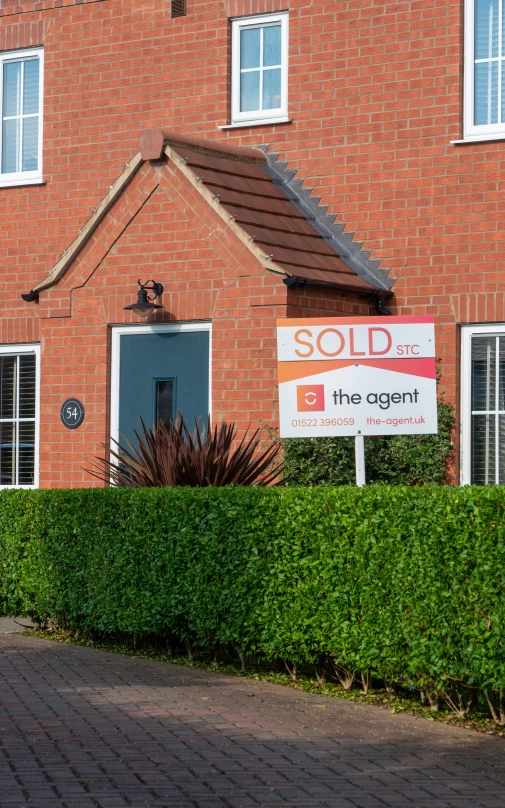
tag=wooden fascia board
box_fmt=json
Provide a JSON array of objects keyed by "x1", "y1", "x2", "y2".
[
  {"x1": 33, "y1": 153, "x2": 145, "y2": 294},
  {"x1": 164, "y1": 144, "x2": 286, "y2": 277}
]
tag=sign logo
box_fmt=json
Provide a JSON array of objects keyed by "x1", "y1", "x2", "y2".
[{"x1": 297, "y1": 385, "x2": 325, "y2": 412}]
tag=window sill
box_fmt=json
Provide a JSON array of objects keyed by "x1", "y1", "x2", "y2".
[
  {"x1": 451, "y1": 133, "x2": 505, "y2": 145},
  {"x1": 218, "y1": 117, "x2": 293, "y2": 130},
  {"x1": 0, "y1": 485, "x2": 38, "y2": 490},
  {"x1": 0, "y1": 177, "x2": 45, "y2": 189}
]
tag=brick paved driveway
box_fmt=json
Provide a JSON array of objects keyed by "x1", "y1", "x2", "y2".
[{"x1": 0, "y1": 633, "x2": 504, "y2": 807}]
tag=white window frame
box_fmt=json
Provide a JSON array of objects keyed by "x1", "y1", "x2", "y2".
[
  {"x1": 0, "y1": 47, "x2": 44, "y2": 188},
  {"x1": 231, "y1": 12, "x2": 288, "y2": 126},
  {"x1": 110, "y1": 323, "x2": 212, "y2": 450},
  {"x1": 0, "y1": 343, "x2": 40, "y2": 489},
  {"x1": 464, "y1": 0, "x2": 505, "y2": 140},
  {"x1": 460, "y1": 323, "x2": 505, "y2": 484}
]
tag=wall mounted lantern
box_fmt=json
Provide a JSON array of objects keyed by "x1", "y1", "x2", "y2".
[{"x1": 124, "y1": 279, "x2": 164, "y2": 317}]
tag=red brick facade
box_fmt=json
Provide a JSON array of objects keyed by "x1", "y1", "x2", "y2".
[{"x1": 1, "y1": 0, "x2": 500, "y2": 486}]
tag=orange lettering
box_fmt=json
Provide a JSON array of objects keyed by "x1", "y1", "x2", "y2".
[
  {"x1": 316, "y1": 328, "x2": 345, "y2": 357},
  {"x1": 294, "y1": 329, "x2": 314, "y2": 358},
  {"x1": 368, "y1": 327, "x2": 392, "y2": 356},
  {"x1": 349, "y1": 327, "x2": 365, "y2": 356}
]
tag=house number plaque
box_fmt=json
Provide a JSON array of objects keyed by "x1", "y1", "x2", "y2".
[{"x1": 60, "y1": 398, "x2": 85, "y2": 429}]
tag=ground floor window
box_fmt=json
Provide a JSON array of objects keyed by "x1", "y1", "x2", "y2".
[
  {"x1": 0, "y1": 345, "x2": 40, "y2": 488},
  {"x1": 461, "y1": 325, "x2": 505, "y2": 484}
]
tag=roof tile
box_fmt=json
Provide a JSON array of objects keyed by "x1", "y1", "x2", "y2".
[{"x1": 169, "y1": 140, "x2": 383, "y2": 294}]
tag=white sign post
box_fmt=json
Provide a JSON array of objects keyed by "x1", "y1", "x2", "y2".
[
  {"x1": 276, "y1": 316, "x2": 438, "y2": 486},
  {"x1": 355, "y1": 434, "x2": 366, "y2": 487}
]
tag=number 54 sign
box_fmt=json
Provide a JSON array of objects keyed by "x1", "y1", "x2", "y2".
[
  {"x1": 60, "y1": 398, "x2": 85, "y2": 429},
  {"x1": 277, "y1": 316, "x2": 438, "y2": 438}
]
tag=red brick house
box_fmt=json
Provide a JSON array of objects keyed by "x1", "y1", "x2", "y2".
[{"x1": 0, "y1": 0, "x2": 503, "y2": 487}]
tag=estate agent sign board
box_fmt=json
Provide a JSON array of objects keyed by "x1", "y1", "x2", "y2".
[{"x1": 276, "y1": 316, "x2": 438, "y2": 443}]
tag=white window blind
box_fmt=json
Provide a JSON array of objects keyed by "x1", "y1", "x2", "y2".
[
  {"x1": 470, "y1": 335, "x2": 505, "y2": 483},
  {"x1": 474, "y1": 0, "x2": 504, "y2": 125},
  {"x1": 0, "y1": 48, "x2": 43, "y2": 186},
  {"x1": 0, "y1": 349, "x2": 39, "y2": 488},
  {"x1": 461, "y1": 326, "x2": 505, "y2": 483},
  {"x1": 465, "y1": 0, "x2": 505, "y2": 138}
]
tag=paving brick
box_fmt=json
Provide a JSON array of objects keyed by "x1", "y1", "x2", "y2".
[{"x1": 0, "y1": 633, "x2": 504, "y2": 807}]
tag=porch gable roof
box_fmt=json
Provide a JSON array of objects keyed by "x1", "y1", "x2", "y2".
[{"x1": 31, "y1": 129, "x2": 394, "y2": 298}]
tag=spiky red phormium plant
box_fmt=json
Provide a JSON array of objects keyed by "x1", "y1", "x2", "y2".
[{"x1": 86, "y1": 414, "x2": 285, "y2": 487}]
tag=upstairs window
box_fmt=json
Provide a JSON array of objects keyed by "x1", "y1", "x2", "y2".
[
  {"x1": 465, "y1": 0, "x2": 505, "y2": 139},
  {"x1": 231, "y1": 13, "x2": 288, "y2": 126},
  {"x1": 0, "y1": 48, "x2": 43, "y2": 187}
]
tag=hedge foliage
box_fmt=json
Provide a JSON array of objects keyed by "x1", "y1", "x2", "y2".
[
  {"x1": 1, "y1": 485, "x2": 504, "y2": 718},
  {"x1": 281, "y1": 400, "x2": 455, "y2": 486}
]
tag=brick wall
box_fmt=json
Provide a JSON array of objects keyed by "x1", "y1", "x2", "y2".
[
  {"x1": 1, "y1": 0, "x2": 499, "y2": 483},
  {"x1": 287, "y1": 287, "x2": 374, "y2": 319}
]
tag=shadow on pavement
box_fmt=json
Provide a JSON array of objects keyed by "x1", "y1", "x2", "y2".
[{"x1": 0, "y1": 634, "x2": 503, "y2": 807}]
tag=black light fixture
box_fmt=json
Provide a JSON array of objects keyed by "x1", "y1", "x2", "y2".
[
  {"x1": 124, "y1": 279, "x2": 164, "y2": 317},
  {"x1": 21, "y1": 290, "x2": 39, "y2": 304}
]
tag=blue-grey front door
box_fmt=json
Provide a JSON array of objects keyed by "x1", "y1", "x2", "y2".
[{"x1": 118, "y1": 328, "x2": 209, "y2": 445}]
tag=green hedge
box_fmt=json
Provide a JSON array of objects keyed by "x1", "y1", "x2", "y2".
[{"x1": 1, "y1": 485, "x2": 505, "y2": 711}]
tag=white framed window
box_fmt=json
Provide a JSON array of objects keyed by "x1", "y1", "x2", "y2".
[
  {"x1": 231, "y1": 13, "x2": 288, "y2": 126},
  {"x1": 464, "y1": 0, "x2": 505, "y2": 140},
  {"x1": 0, "y1": 344, "x2": 40, "y2": 488},
  {"x1": 461, "y1": 325, "x2": 505, "y2": 484},
  {"x1": 0, "y1": 48, "x2": 43, "y2": 188}
]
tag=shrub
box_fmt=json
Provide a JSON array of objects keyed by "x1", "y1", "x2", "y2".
[
  {"x1": 281, "y1": 400, "x2": 455, "y2": 486},
  {"x1": 1, "y1": 485, "x2": 505, "y2": 722},
  {"x1": 87, "y1": 415, "x2": 285, "y2": 487}
]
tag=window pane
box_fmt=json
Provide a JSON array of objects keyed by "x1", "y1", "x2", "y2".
[
  {"x1": 262, "y1": 67, "x2": 281, "y2": 109},
  {"x1": 2, "y1": 118, "x2": 19, "y2": 174},
  {"x1": 0, "y1": 357, "x2": 16, "y2": 420},
  {"x1": 475, "y1": 0, "x2": 499, "y2": 59},
  {"x1": 472, "y1": 413, "x2": 496, "y2": 484},
  {"x1": 22, "y1": 59, "x2": 39, "y2": 115},
  {"x1": 475, "y1": 60, "x2": 499, "y2": 125},
  {"x1": 471, "y1": 337, "x2": 496, "y2": 410},
  {"x1": 263, "y1": 25, "x2": 281, "y2": 67},
  {"x1": 501, "y1": 61, "x2": 505, "y2": 122},
  {"x1": 240, "y1": 28, "x2": 261, "y2": 69},
  {"x1": 18, "y1": 355, "x2": 36, "y2": 418},
  {"x1": 156, "y1": 380, "x2": 173, "y2": 429},
  {"x1": 2, "y1": 61, "x2": 21, "y2": 118},
  {"x1": 498, "y1": 337, "x2": 505, "y2": 409},
  {"x1": 0, "y1": 422, "x2": 14, "y2": 486},
  {"x1": 503, "y1": 0, "x2": 505, "y2": 54},
  {"x1": 22, "y1": 115, "x2": 39, "y2": 172},
  {"x1": 498, "y1": 415, "x2": 505, "y2": 484},
  {"x1": 240, "y1": 70, "x2": 260, "y2": 112},
  {"x1": 18, "y1": 421, "x2": 35, "y2": 486}
]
